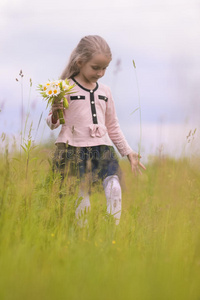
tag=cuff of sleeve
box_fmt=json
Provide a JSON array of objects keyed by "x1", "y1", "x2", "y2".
[
  {"x1": 46, "y1": 114, "x2": 60, "y2": 129},
  {"x1": 116, "y1": 142, "x2": 133, "y2": 157}
]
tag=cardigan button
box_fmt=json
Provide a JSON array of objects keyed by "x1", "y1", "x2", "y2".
[
  {"x1": 93, "y1": 114, "x2": 96, "y2": 117},
  {"x1": 91, "y1": 101, "x2": 94, "y2": 104},
  {"x1": 90, "y1": 90, "x2": 93, "y2": 93},
  {"x1": 78, "y1": 96, "x2": 80, "y2": 99}
]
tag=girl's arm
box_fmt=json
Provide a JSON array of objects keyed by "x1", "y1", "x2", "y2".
[
  {"x1": 46, "y1": 101, "x2": 63, "y2": 129},
  {"x1": 105, "y1": 88, "x2": 133, "y2": 156},
  {"x1": 105, "y1": 88, "x2": 145, "y2": 175}
]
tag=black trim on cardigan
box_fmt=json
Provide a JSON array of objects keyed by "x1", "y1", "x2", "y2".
[
  {"x1": 71, "y1": 77, "x2": 99, "y2": 93},
  {"x1": 70, "y1": 95, "x2": 85, "y2": 100},
  {"x1": 71, "y1": 77, "x2": 98, "y2": 124},
  {"x1": 98, "y1": 95, "x2": 108, "y2": 102},
  {"x1": 90, "y1": 91, "x2": 98, "y2": 124}
]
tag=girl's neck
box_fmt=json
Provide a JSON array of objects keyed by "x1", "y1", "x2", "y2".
[{"x1": 73, "y1": 75, "x2": 96, "y2": 90}]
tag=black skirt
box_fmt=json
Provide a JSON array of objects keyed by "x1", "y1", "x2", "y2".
[{"x1": 53, "y1": 143, "x2": 121, "y2": 183}]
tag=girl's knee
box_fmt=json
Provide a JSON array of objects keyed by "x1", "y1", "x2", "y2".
[{"x1": 103, "y1": 175, "x2": 121, "y2": 198}]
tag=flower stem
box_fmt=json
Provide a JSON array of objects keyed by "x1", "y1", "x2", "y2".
[
  {"x1": 58, "y1": 109, "x2": 65, "y2": 124},
  {"x1": 132, "y1": 60, "x2": 142, "y2": 159}
]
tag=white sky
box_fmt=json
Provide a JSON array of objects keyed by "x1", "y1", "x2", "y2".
[{"x1": 0, "y1": 0, "x2": 200, "y2": 157}]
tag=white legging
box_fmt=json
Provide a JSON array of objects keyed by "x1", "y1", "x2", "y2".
[
  {"x1": 103, "y1": 175, "x2": 122, "y2": 225},
  {"x1": 75, "y1": 175, "x2": 122, "y2": 225}
]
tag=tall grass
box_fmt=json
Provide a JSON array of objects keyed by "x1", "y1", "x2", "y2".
[
  {"x1": 0, "y1": 144, "x2": 200, "y2": 300},
  {"x1": 131, "y1": 59, "x2": 142, "y2": 158}
]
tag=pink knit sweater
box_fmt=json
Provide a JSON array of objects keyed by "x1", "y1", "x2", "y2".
[{"x1": 46, "y1": 79, "x2": 133, "y2": 157}]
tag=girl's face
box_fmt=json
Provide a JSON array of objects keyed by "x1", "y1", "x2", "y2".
[{"x1": 77, "y1": 54, "x2": 111, "y2": 85}]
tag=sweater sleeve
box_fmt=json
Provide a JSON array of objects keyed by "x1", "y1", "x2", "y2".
[
  {"x1": 46, "y1": 112, "x2": 60, "y2": 130},
  {"x1": 105, "y1": 88, "x2": 133, "y2": 157}
]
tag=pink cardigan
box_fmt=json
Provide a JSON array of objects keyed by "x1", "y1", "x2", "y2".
[{"x1": 46, "y1": 79, "x2": 133, "y2": 157}]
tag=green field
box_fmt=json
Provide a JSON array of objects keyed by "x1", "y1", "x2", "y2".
[{"x1": 0, "y1": 144, "x2": 200, "y2": 300}]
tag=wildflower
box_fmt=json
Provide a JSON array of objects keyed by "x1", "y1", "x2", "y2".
[
  {"x1": 47, "y1": 89, "x2": 53, "y2": 96},
  {"x1": 37, "y1": 78, "x2": 76, "y2": 124},
  {"x1": 51, "y1": 233, "x2": 55, "y2": 237},
  {"x1": 112, "y1": 240, "x2": 116, "y2": 245}
]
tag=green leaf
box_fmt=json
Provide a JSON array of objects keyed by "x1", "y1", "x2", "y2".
[
  {"x1": 30, "y1": 157, "x2": 38, "y2": 163},
  {"x1": 130, "y1": 107, "x2": 140, "y2": 115},
  {"x1": 63, "y1": 98, "x2": 69, "y2": 108},
  {"x1": 12, "y1": 157, "x2": 21, "y2": 162},
  {"x1": 28, "y1": 140, "x2": 31, "y2": 149},
  {"x1": 21, "y1": 145, "x2": 27, "y2": 153},
  {"x1": 133, "y1": 60, "x2": 136, "y2": 68}
]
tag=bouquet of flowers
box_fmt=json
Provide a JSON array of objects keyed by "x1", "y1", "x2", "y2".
[{"x1": 37, "y1": 79, "x2": 76, "y2": 124}]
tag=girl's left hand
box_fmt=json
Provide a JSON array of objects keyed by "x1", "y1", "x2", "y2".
[{"x1": 127, "y1": 152, "x2": 146, "y2": 176}]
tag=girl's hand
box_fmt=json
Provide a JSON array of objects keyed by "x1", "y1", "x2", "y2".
[
  {"x1": 127, "y1": 152, "x2": 146, "y2": 176},
  {"x1": 51, "y1": 100, "x2": 64, "y2": 123}
]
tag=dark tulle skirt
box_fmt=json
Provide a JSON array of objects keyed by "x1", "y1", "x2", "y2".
[{"x1": 52, "y1": 143, "x2": 121, "y2": 183}]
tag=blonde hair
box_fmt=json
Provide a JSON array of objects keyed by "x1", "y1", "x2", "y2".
[{"x1": 60, "y1": 35, "x2": 112, "y2": 80}]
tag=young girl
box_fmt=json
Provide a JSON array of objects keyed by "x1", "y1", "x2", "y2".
[{"x1": 46, "y1": 35, "x2": 145, "y2": 225}]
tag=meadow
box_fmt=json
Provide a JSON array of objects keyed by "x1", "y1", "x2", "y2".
[{"x1": 0, "y1": 139, "x2": 200, "y2": 300}]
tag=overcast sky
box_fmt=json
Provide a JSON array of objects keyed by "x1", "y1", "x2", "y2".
[{"x1": 0, "y1": 0, "x2": 200, "y2": 157}]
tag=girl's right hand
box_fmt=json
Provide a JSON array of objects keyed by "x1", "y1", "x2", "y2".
[{"x1": 51, "y1": 101, "x2": 64, "y2": 123}]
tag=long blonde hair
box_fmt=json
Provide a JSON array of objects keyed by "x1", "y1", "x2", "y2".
[{"x1": 60, "y1": 35, "x2": 112, "y2": 80}]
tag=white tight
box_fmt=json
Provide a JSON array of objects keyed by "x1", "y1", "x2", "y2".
[
  {"x1": 103, "y1": 175, "x2": 122, "y2": 225},
  {"x1": 75, "y1": 175, "x2": 122, "y2": 225}
]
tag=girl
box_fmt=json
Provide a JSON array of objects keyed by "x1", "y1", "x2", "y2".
[{"x1": 46, "y1": 35, "x2": 146, "y2": 225}]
